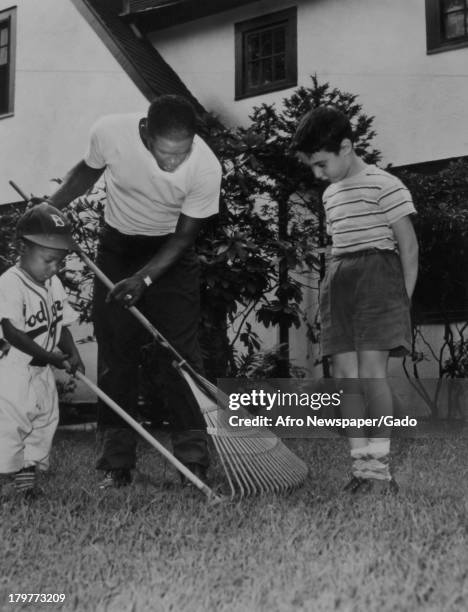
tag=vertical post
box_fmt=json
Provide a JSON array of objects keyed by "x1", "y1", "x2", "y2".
[{"x1": 277, "y1": 196, "x2": 290, "y2": 377}]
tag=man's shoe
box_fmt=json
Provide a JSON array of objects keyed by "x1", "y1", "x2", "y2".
[
  {"x1": 98, "y1": 469, "x2": 132, "y2": 489},
  {"x1": 343, "y1": 475, "x2": 373, "y2": 494},
  {"x1": 180, "y1": 463, "x2": 209, "y2": 488}
]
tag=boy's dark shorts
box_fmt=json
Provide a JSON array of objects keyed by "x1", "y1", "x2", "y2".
[{"x1": 320, "y1": 249, "x2": 412, "y2": 358}]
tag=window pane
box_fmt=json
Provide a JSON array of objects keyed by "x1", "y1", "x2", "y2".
[
  {"x1": 259, "y1": 30, "x2": 273, "y2": 57},
  {"x1": 261, "y1": 58, "x2": 273, "y2": 84},
  {"x1": 0, "y1": 46, "x2": 7, "y2": 65},
  {"x1": 246, "y1": 33, "x2": 260, "y2": 61},
  {"x1": 0, "y1": 26, "x2": 8, "y2": 47},
  {"x1": 273, "y1": 27, "x2": 286, "y2": 53},
  {"x1": 273, "y1": 54, "x2": 286, "y2": 81},
  {"x1": 247, "y1": 61, "x2": 260, "y2": 87},
  {"x1": 444, "y1": 11, "x2": 466, "y2": 38}
]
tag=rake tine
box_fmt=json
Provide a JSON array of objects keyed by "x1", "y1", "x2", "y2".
[
  {"x1": 207, "y1": 410, "x2": 277, "y2": 495},
  {"x1": 228, "y1": 436, "x2": 281, "y2": 494},
  {"x1": 213, "y1": 428, "x2": 257, "y2": 497}
]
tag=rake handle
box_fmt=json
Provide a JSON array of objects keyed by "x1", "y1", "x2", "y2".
[{"x1": 74, "y1": 370, "x2": 221, "y2": 501}]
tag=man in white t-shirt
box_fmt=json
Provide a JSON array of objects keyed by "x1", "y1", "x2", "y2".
[{"x1": 49, "y1": 95, "x2": 222, "y2": 489}]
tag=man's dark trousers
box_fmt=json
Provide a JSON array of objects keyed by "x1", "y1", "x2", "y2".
[{"x1": 93, "y1": 223, "x2": 209, "y2": 471}]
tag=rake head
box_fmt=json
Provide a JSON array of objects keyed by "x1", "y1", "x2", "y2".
[{"x1": 177, "y1": 367, "x2": 309, "y2": 498}]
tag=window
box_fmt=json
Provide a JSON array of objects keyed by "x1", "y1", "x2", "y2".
[
  {"x1": 235, "y1": 7, "x2": 297, "y2": 100},
  {"x1": 0, "y1": 6, "x2": 16, "y2": 117},
  {"x1": 426, "y1": 0, "x2": 468, "y2": 53}
]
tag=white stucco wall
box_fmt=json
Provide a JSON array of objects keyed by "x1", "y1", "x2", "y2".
[
  {"x1": 151, "y1": 0, "x2": 468, "y2": 167},
  {"x1": 0, "y1": 0, "x2": 148, "y2": 205}
]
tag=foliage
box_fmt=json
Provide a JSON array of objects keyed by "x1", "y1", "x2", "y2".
[
  {"x1": 393, "y1": 159, "x2": 468, "y2": 325},
  {"x1": 58, "y1": 181, "x2": 107, "y2": 322},
  {"x1": 0, "y1": 205, "x2": 22, "y2": 275},
  {"x1": 233, "y1": 342, "x2": 306, "y2": 379}
]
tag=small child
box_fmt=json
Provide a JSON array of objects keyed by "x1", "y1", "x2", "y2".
[
  {"x1": 0, "y1": 202, "x2": 85, "y2": 497},
  {"x1": 292, "y1": 106, "x2": 418, "y2": 493}
]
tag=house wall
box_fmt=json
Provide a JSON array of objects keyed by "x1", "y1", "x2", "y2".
[
  {"x1": 151, "y1": 0, "x2": 468, "y2": 167},
  {"x1": 0, "y1": 0, "x2": 148, "y2": 205}
]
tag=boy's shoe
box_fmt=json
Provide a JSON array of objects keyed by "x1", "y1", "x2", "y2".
[
  {"x1": 344, "y1": 476, "x2": 399, "y2": 495},
  {"x1": 343, "y1": 476, "x2": 373, "y2": 494},
  {"x1": 98, "y1": 469, "x2": 132, "y2": 489},
  {"x1": 180, "y1": 463, "x2": 209, "y2": 488}
]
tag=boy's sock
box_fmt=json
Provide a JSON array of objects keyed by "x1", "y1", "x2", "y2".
[
  {"x1": 14, "y1": 466, "x2": 36, "y2": 492},
  {"x1": 367, "y1": 438, "x2": 391, "y2": 481},
  {"x1": 350, "y1": 443, "x2": 371, "y2": 479},
  {"x1": 350, "y1": 439, "x2": 391, "y2": 481}
]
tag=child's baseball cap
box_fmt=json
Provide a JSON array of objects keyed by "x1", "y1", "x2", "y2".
[{"x1": 16, "y1": 201, "x2": 76, "y2": 251}]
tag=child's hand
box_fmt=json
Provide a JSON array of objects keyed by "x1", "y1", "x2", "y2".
[
  {"x1": 0, "y1": 339, "x2": 10, "y2": 359},
  {"x1": 65, "y1": 353, "x2": 85, "y2": 375},
  {"x1": 47, "y1": 350, "x2": 70, "y2": 370}
]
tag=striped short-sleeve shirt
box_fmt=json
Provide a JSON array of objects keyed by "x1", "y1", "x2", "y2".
[{"x1": 323, "y1": 165, "x2": 416, "y2": 255}]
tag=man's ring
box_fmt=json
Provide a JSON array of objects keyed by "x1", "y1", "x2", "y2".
[{"x1": 124, "y1": 294, "x2": 133, "y2": 301}]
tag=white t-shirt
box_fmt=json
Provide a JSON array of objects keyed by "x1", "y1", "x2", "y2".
[
  {"x1": 0, "y1": 266, "x2": 78, "y2": 367},
  {"x1": 84, "y1": 113, "x2": 222, "y2": 236}
]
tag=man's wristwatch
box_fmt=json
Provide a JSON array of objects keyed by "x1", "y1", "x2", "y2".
[{"x1": 142, "y1": 275, "x2": 153, "y2": 287}]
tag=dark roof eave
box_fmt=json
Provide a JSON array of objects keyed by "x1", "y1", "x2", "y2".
[{"x1": 120, "y1": 0, "x2": 258, "y2": 31}]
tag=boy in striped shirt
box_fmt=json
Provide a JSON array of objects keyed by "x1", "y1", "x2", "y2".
[{"x1": 292, "y1": 106, "x2": 419, "y2": 493}]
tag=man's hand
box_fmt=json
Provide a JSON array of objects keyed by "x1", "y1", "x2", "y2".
[
  {"x1": 106, "y1": 275, "x2": 147, "y2": 307},
  {"x1": 47, "y1": 350, "x2": 71, "y2": 370}
]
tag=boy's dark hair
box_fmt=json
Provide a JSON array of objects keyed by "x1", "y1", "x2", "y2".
[
  {"x1": 291, "y1": 106, "x2": 353, "y2": 155},
  {"x1": 147, "y1": 94, "x2": 197, "y2": 138}
]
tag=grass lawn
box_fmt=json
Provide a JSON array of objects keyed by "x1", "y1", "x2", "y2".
[{"x1": 1, "y1": 430, "x2": 467, "y2": 612}]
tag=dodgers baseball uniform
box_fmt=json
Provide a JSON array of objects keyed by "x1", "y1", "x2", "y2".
[{"x1": 0, "y1": 266, "x2": 77, "y2": 473}]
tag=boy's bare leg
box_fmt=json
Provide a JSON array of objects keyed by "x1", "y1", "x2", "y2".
[{"x1": 332, "y1": 352, "x2": 367, "y2": 452}]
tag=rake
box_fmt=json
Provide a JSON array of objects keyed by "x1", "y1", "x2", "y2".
[{"x1": 9, "y1": 181, "x2": 309, "y2": 498}]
